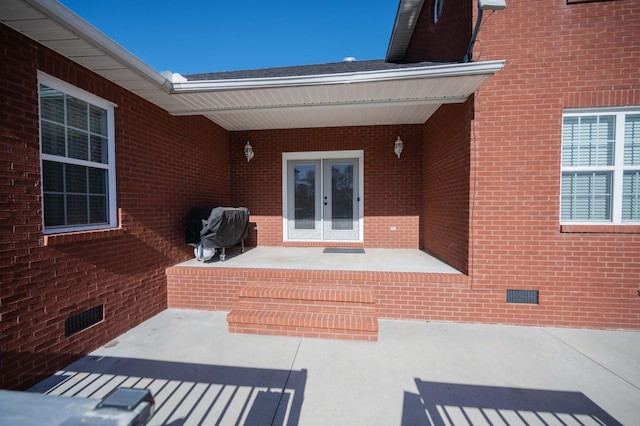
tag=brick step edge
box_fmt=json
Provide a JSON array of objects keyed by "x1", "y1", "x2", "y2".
[
  {"x1": 238, "y1": 284, "x2": 375, "y2": 304},
  {"x1": 227, "y1": 309, "x2": 379, "y2": 333},
  {"x1": 236, "y1": 300, "x2": 377, "y2": 316}
]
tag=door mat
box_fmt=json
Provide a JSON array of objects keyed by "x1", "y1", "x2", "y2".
[{"x1": 323, "y1": 248, "x2": 365, "y2": 254}]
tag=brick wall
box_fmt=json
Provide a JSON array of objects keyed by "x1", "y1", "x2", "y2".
[
  {"x1": 229, "y1": 125, "x2": 423, "y2": 248},
  {"x1": 422, "y1": 99, "x2": 473, "y2": 273},
  {"x1": 465, "y1": 0, "x2": 640, "y2": 328},
  {"x1": 404, "y1": 0, "x2": 472, "y2": 63},
  {"x1": 0, "y1": 24, "x2": 230, "y2": 389}
]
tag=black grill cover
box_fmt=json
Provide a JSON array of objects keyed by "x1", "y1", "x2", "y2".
[
  {"x1": 186, "y1": 207, "x2": 213, "y2": 246},
  {"x1": 199, "y1": 207, "x2": 249, "y2": 249}
]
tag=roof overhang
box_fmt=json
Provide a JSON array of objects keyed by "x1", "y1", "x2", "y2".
[
  {"x1": 169, "y1": 61, "x2": 504, "y2": 130},
  {"x1": 1, "y1": 0, "x2": 505, "y2": 131},
  {"x1": 386, "y1": 0, "x2": 425, "y2": 63}
]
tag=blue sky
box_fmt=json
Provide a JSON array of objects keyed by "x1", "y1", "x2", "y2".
[{"x1": 59, "y1": 0, "x2": 399, "y2": 75}]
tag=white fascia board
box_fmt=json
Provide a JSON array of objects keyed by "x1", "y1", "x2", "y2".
[
  {"x1": 171, "y1": 60, "x2": 506, "y2": 93},
  {"x1": 24, "y1": 0, "x2": 170, "y2": 90}
]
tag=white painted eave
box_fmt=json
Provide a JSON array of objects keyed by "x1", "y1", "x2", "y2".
[
  {"x1": 21, "y1": 0, "x2": 168, "y2": 87},
  {"x1": 1, "y1": 0, "x2": 506, "y2": 131},
  {"x1": 0, "y1": 0, "x2": 173, "y2": 95},
  {"x1": 386, "y1": 0, "x2": 425, "y2": 62},
  {"x1": 172, "y1": 61, "x2": 505, "y2": 93}
]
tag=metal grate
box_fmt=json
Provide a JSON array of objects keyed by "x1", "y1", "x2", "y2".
[
  {"x1": 506, "y1": 289, "x2": 539, "y2": 304},
  {"x1": 65, "y1": 305, "x2": 104, "y2": 337}
]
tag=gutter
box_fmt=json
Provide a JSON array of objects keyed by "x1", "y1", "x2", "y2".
[
  {"x1": 171, "y1": 60, "x2": 506, "y2": 93},
  {"x1": 23, "y1": 0, "x2": 171, "y2": 90}
]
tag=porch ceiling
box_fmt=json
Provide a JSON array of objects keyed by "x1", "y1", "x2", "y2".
[{"x1": 1, "y1": 0, "x2": 505, "y2": 131}]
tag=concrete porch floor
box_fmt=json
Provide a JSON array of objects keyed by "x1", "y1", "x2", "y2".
[
  {"x1": 30, "y1": 309, "x2": 640, "y2": 426},
  {"x1": 177, "y1": 246, "x2": 462, "y2": 274}
]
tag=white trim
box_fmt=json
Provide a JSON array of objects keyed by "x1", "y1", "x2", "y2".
[
  {"x1": 38, "y1": 71, "x2": 117, "y2": 109},
  {"x1": 171, "y1": 61, "x2": 506, "y2": 92},
  {"x1": 282, "y1": 151, "x2": 364, "y2": 242},
  {"x1": 38, "y1": 72, "x2": 118, "y2": 234},
  {"x1": 560, "y1": 108, "x2": 640, "y2": 225}
]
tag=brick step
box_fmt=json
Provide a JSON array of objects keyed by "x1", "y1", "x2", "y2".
[
  {"x1": 236, "y1": 299, "x2": 376, "y2": 316},
  {"x1": 228, "y1": 283, "x2": 378, "y2": 341},
  {"x1": 227, "y1": 309, "x2": 378, "y2": 341},
  {"x1": 239, "y1": 283, "x2": 375, "y2": 304}
]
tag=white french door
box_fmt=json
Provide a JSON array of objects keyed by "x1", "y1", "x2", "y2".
[
  {"x1": 286, "y1": 160, "x2": 321, "y2": 240},
  {"x1": 284, "y1": 151, "x2": 362, "y2": 242},
  {"x1": 322, "y1": 159, "x2": 359, "y2": 240}
]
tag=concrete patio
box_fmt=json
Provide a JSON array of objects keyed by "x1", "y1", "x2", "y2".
[
  {"x1": 30, "y1": 309, "x2": 640, "y2": 425},
  {"x1": 176, "y1": 246, "x2": 462, "y2": 274}
]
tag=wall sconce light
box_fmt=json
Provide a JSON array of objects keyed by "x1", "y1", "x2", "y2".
[
  {"x1": 394, "y1": 136, "x2": 403, "y2": 159},
  {"x1": 244, "y1": 141, "x2": 254, "y2": 162}
]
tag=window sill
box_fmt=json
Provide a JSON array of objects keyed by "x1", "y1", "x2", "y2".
[
  {"x1": 44, "y1": 226, "x2": 125, "y2": 246},
  {"x1": 560, "y1": 224, "x2": 640, "y2": 234}
]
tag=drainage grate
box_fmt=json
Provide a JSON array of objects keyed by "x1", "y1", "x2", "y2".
[
  {"x1": 506, "y1": 289, "x2": 539, "y2": 304},
  {"x1": 323, "y1": 248, "x2": 365, "y2": 254},
  {"x1": 65, "y1": 305, "x2": 104, "y2": 337}
]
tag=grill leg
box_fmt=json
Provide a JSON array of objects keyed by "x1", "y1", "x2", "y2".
[{"x1": 220, "y1": 247, "x2": 226, "y2": 262}]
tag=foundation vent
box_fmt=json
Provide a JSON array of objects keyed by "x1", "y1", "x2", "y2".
[
  {"x1": 65, "y1": 305, "x2": 104, "y2": 337},
  {"x1": 506, "y1": 289, "x2": 539, "y2": 304}
]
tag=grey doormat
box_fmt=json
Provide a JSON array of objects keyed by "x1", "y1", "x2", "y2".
[{"x1": 322, "y1": 248, "x2": 366, "y2": 254}]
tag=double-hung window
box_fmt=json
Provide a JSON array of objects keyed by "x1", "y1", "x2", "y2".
[
  {"x1": 38, "y1": 72, "x2": 117, "y2": 234},
  {"x1": 561, "y1": 109, "x2": 640, "y2": 224}
]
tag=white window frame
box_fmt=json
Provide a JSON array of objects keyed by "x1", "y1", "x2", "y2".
[
  {"x1": 560, "y1": 107, "x2": 640, "y2": 225},
  {"x1": 282, "y1": 150, "x2": 364, "y2": 242},
  {"x1": 38, "y1": 72, "x2": 118, "y2": 234}
]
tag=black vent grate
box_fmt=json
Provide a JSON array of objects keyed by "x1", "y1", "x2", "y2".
[
  {"x1": 65, "y1": 305, "x2": 104, "y2": 337},
  {"x1": 506, "y1": 289, "x2": 539, "y2": 304}
]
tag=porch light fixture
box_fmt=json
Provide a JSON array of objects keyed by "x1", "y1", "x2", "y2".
[
  {"x1": 394, "y1": 136, "x2": 403, "y2": 159},
  {"x1": 244, "y1": 141, "x2": 254, "y2": 162}
]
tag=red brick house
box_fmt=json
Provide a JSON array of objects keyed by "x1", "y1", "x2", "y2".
[{"x1": 1, "y1": 0, "x2": 639, "y2": 390}]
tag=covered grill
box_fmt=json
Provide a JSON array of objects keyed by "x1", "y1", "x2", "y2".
[{"x1": 186, "y1": 207, "x2": 249, "y2": 261}]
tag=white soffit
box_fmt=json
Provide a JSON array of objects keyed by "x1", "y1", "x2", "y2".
[
  {"x1": 0, "y1": 0, "x2": 505, "y2": 131},
  {"x1": 0, "y1": 0, "x2": 177, "y2": 106},
  {"x1": 170, "y1": 62, "x2": 504, "y2": 130}
]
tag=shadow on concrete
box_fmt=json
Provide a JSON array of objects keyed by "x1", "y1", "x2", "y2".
[
  {"x1": 30, "y1": 356, "x2": 306, "y2": 426},
  {"x1": 402, "y1": 379, "x2": 622, "y2": 426}
]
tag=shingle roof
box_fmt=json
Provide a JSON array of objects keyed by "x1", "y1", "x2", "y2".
[{"x1": 184, "y1": 59, "x2": 443, "y2": 81}]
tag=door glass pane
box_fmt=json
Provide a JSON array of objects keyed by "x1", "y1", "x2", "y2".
[
  {"x1": 294, "y1": 164, "x2": 316, "y2": 229},
  {"x1": 331, "y1": 164, "x2": 354, "y2": 230}
]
